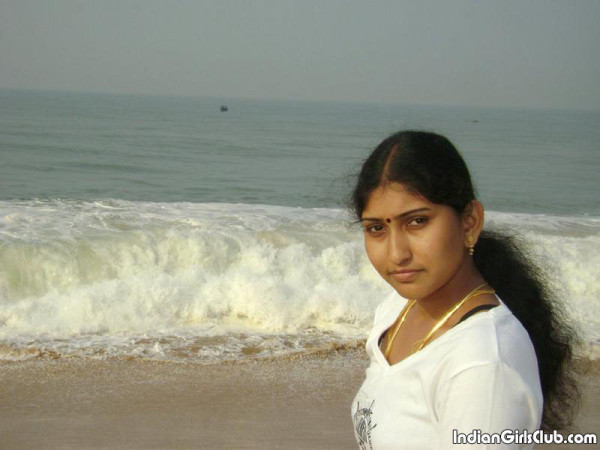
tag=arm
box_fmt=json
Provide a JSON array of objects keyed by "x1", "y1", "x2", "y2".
[{"x1": 434, "y1": 362, "x2": 542, "y2": 449}]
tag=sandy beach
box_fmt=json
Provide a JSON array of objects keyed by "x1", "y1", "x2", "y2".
[{"x1": 0, "y1": 350, "x2": 598, "y2": 450}]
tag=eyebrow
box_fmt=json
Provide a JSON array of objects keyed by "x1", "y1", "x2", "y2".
[{"x1": 360, "y1": 207, "x2": 432, "y2": 222}]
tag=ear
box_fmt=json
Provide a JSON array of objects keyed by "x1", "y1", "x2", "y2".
[{"x1": 461, "y1": 200, "x2": 484, "y2": 247}]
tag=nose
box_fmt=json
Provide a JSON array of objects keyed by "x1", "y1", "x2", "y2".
[{"x1": 387, "y1": 228, "x2": 411, "y2": 265}]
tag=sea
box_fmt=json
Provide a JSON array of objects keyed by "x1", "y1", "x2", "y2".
[{"x1": 1, "y1": 89, "x2": 599, "y2": 363}]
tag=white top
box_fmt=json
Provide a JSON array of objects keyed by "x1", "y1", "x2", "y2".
[{"x1": 351, "y1": 291, "x2": 543, "y2": 450}]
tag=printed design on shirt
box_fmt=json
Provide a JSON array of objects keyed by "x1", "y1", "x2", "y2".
[{"x1": 353, "y1": 399, "x2": 377, "y2": 450}]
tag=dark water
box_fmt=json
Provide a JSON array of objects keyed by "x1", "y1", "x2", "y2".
[{"x1": 1, "y1": 89, "x2": 599, "y2": 215}]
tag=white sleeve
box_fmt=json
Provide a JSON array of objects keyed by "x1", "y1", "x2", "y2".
[
  {"x1": 372, "y1": 298, "x2": 386, "y2": 326},
  {"x1": 434, "y1": 362, "x2": 541, "y2": 449},
  {"x1": 373, "y1": 289, "x2": 403, "y2": 325}
]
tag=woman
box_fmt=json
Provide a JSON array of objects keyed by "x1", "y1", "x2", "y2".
[{"x1": 350, "y1": 131, "x2": 578, "y2": 449}]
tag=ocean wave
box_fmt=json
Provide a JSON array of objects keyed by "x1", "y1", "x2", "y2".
[{"x1": 0, "y1": 199, "x2": 598, "y2": 361}]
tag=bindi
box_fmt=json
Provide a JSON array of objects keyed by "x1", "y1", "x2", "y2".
[{"x1": 386, "y1": 218, "x2": 391, "y2": 223}]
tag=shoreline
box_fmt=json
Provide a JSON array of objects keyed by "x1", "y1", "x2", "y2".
[
  {"x1": 0, "y1": 351, "x2": 598, "y2": 449},
  {"x1": 0, "y1": 350, "x2": 368, "y2": 449}
]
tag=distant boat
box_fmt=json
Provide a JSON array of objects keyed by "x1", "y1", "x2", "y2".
[
  {"x1": 470, "y1": 120, "x2": 479, "y2": 123},
  {"x1": 220, "y1": 105, "x2": 228, "y2": 112}
]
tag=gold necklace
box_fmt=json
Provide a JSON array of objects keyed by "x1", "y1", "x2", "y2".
[
  {"x1": 382, "y1": 299, "x2": 416, "y2": 359},
  {"x1": 383, "y1": 282, "x2": 495, "y2": 360}
]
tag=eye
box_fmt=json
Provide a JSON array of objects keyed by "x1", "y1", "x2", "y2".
[
  {"x1": 407, "y1": 216, "x2": 429, "y2": 227},
  {"x1": 364, "y1": 223, "x2": 385, "y2": 234}
]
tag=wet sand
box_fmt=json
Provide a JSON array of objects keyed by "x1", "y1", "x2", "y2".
[{"x1": 0, "y1": 351, "x2": 598, "y2": 449}]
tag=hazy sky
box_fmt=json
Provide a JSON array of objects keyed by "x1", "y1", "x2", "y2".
[{"x1": 1, "y1": 0, "x2": 599, "y2": 109}]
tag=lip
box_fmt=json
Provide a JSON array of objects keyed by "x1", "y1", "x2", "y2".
[{"x1": 389, "y1": 269, "x2": 422, "y2": 282}]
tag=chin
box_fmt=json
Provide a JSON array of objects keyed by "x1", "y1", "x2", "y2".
[{"x1": 387, "y1": 279, "x2": 423, "y2": 300}]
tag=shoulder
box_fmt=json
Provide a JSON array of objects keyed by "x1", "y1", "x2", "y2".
[
  {"x1": 435, "y1": 302, "x2": 541, "y2": 390},
  {"x1": 364, "y1": 290, "x2": 407, "y2": 360},
  {"x1": 432, "y1": 305, "x2": 543, "y2": 430},
  {"x1": 372, "y1": 289, "x2": 407, "y2": 325}
]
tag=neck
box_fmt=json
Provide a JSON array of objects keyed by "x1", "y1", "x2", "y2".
[{"x1": 414, "y1": 260, "x2": 486, "y2": 320}]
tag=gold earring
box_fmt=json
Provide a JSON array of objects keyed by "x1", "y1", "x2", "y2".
[{"x1": 467, "y1": 236, "x2": 475, "y2": 256}]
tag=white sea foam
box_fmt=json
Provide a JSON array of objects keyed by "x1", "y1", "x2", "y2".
[{"x1": 0, "y1": 200, "x2": 598, "y2": 361}]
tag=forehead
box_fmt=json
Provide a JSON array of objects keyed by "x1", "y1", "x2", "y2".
[{"x1": 362, "y1": 183, "x2": 433, "y2": 217}]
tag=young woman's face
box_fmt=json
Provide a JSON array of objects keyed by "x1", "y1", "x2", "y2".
[{"x1": 361, "y1": 183, "x2": 471, "y2": 300}]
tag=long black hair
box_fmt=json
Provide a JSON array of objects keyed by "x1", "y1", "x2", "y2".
[{"x1": 350, "y1": 130, "x2": 579, "y2": 431}]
